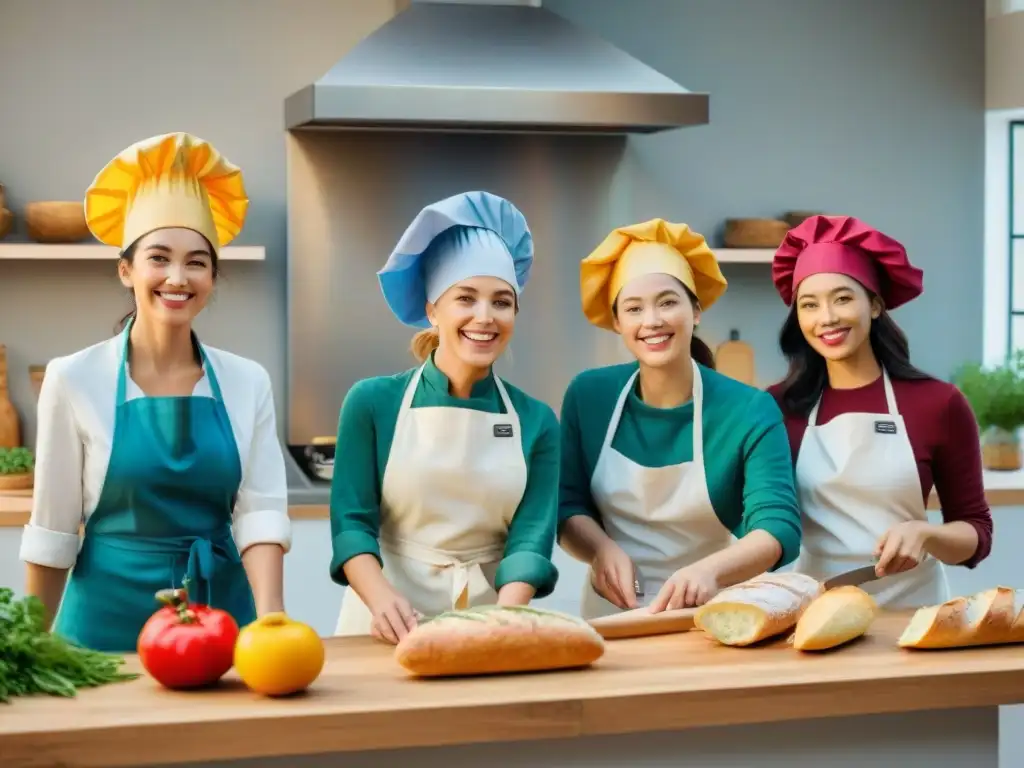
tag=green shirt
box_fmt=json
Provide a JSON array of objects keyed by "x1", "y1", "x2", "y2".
[
  {"x1": 559, "y1": 362, "x2": 802, "y2": 569},
  {"x1": 329, "y1": 353, "x2": 560, "y2": 598}
]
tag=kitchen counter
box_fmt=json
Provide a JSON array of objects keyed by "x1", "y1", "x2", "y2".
[{"x1": 0, "y1": 613, "x2": 1020, "y2": 767}]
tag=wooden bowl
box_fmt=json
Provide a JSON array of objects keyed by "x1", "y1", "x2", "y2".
[
  {"x1": 0, "y1": 208, "x2": 12, "y2": 240},
  {"x1": 25, "y1": 201, "x2": 90, "y2": 243},
  {"x1": 0, "y1": 472, "x2": 33, "y2": 492},
  {"x1": 29, "y1": 364, "x2": 47, "y2": 400},
  {"x1": 724, "y1": 218, "x2": 791, "y2": 248}
]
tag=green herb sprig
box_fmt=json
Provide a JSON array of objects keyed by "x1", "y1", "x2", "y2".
[
  {"x1": 0, "y1": 447, "x2": 33, "y2": 476},
  {"x1": 0, "y1": 588, "x2": 138, "y2": 703}
]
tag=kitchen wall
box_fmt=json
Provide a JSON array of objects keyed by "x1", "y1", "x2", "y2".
[{"x1": 0, "y1": 0, "x2": 984, "y2": 446}]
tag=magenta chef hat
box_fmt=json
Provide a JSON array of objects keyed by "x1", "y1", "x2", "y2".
[{"x1": 772, "y1": 215, "x2": 924, "y2": 310}]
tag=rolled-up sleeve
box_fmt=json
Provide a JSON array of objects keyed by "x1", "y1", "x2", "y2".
[
  {"x1": 738, "y1": 393, "x2": 803, "y2": 569},
  {"x1": 231, "y1": 367, "x2": 292, "y2": 554},
  {"x1": 329, "y1": 380, "x2": 384, "y2": 585},
  {"x1": 496, "y1": 405, "x2": 560, "y2": 598},
  {"x1": 19, "y1": 364, "x2": 84, "y2": 569}
]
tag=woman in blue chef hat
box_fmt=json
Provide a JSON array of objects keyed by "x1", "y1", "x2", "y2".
[{"x1": 329, "y1": 191, "x2": 560, "y2": 643}]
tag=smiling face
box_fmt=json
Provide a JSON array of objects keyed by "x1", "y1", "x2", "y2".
[
  {"x1": 426, "y1": 276, "x2": 517, "y2": 370},
  {"x1": 795, "y1": 272, "x2": 881, "y2": 361},
  {"x1": 613, "y1": 273, "x2": 700, "y2": 369},
  {"x1": 118, "y1": 227, "x2": 217, "y2": 329}
]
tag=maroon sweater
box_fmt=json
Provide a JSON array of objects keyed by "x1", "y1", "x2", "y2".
[{"x1": 766, "y1": 376, "x2": 993, "y2": 568}]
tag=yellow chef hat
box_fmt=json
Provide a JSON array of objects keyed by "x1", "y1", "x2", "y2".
[
  {"x1": 84, "y1": 132, "x2": 248, "y2": 252},
  {"x1": 580, "y1": 219, "x2": 728, "y2": 330}
]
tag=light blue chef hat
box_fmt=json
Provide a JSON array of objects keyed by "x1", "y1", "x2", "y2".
[{"x1": 378, "y1": 191, "x2": 534, "y2": 328}]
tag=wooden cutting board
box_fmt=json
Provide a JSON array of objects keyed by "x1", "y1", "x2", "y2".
[
  {"x1": 715, "y1": 330, "x2": 755, "y2": 385},
  {"x1": 0, "y1": 345, "x2": 21, "y2": 449},
  {"x1": 587, "y1": 606, "x2": 699, "y2": 640}
]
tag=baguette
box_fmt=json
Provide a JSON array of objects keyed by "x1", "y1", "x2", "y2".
[
  {"x1": 792, "y1": 586, "x2": 878, "y2": 651},
  {"x1": 394, "y1": 605, "x2": 606, "y2": 677},
  {"x1": 694, "y1": 572, "x2": 824, "y2": 647},
  {"x1": 898, "y1": 587, "x2": 1023, "y2": 649}
]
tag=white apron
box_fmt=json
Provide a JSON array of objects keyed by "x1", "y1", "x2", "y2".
[
  {"x1": 793, "y1": 369, "x2": 949, "y2": 609},
  {"x1": 334, "y1": 363, "x2": 528, "y2": 635},
  {"x1": 581, "y1": 361, "x2": 734, "y2": 620}
]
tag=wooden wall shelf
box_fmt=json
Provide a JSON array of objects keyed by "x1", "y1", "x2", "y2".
[
  {"x1": 0, "y1": 244, "x2": 266, "y2": 261},
  {"x1": 715, "y1": 248, "x2": 774, "y2": 264}
]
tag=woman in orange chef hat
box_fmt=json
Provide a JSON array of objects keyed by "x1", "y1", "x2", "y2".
[
  {"x1": 19, "y1": 133, "x2": 291, "y2": 652},
  {"x1": 558, "y1": 220, "x2": 803, "y2": 619}
]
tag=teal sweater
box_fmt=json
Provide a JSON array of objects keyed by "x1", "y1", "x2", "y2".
[
  {"x1": 329, "y1": 354, "x2": 560, "y2": 598},
  {"x1": 558, "y1": 362, "x2": 802, "y2": 569}
]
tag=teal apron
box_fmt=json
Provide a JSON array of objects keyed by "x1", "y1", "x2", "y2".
[{"x1": 55, "y1": 322, "x2": 256, "y2": 652}]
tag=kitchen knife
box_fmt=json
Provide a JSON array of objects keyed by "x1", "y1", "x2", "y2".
[{"x1": 823, "y1": 565, "x2": 881, "y2": 590}]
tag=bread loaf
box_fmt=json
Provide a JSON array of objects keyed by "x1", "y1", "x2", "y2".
[
  {"x1": 394, "y1": 605, "x2": 606, "y2": 677},
  {"x1": 898, "y1": 587, "x2": 1024, "y2": 649},
  {"x1": 694, "y1": 572, "x2": 824, "y2": 647},
  {"x1": 792, "y1": 586, "x2": 877, "y2": 651}
]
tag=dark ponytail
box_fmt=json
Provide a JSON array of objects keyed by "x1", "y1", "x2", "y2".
[
  {"x1": 775, "y1": 297, "x2": 929, "y2": 416},
  {"x1": 691, "y1": 335, "x2": 716, "y2": 369},
  {"x1": 113, "y1": 233, "x2": 220, "y2": 333}
]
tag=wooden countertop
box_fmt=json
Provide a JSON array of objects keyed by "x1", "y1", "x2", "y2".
[
  {"x1": 3, "y1": 613, "x2": 1024, "y2": 767},
  {"x1": 5, "y1": 466, "x2": 1024, "y2": 527}
]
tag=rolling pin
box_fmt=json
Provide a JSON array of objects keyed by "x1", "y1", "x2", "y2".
[
  {"x1": 587, "y1": 606, "x2": 698, "y2": 640},
  {"x1": 0, "y1": 345, "x2": 21, "y2": 448}
]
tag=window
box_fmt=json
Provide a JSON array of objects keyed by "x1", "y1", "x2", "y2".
[
  {"x1": 1008, "y1": 121, "x2": 1024, "y2": 356},
  {"x1": 983, "y1": 109, "x2": 1024, "y2": 366}
]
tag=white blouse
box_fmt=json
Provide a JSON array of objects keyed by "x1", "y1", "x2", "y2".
[{"x1": 19, "y1": 335, "x2": 293, "y2": 570}]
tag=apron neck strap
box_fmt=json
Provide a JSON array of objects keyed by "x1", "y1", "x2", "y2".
[
  {"x1": 603, "y1": 360, "x2": 704, "y2": 458},
  {"x1": 807, "y1": 367, "x2": 896, "y2": 426},
  {"x1": 116, "y1": 317, "x2": 223, "y2": 403}
]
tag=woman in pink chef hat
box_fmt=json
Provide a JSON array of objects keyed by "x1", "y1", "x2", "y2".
[{"x1": 767, "y1": 215, "x2": 992, "y2": 609}]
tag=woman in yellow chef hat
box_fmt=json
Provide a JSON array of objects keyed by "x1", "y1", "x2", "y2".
[
  {"x1": 19, "y1": 133, "x2": 291, "y2": 652},
  {"x1": 558, "y1": 220, "x2": 802, "y2": 619}
]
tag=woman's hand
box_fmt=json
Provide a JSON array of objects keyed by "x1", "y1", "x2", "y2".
[
  {"x1": 874, "y1": 520, "x2": 936, "y2": 576},
  {"x1": 365, "y1": 586, "x2": 419, "y2": 644},
  {"x1": 590, "y1": 539, "x2": 638, "y2": 611},
  {"x1": 649, "y1": 565, "x2": 719, "y2": 612}
]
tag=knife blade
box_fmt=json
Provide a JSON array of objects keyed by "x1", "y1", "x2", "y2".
[{"x1": 823, "y1": 565, "x2": 881, "y2": 590}]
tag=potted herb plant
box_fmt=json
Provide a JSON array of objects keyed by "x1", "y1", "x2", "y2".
[
  {"x1": 954, "y1": 350, "x2": 1024, "y2": 471},
  {"x1": 0, "y1": 445, "x2": 34, "y2": 491}
]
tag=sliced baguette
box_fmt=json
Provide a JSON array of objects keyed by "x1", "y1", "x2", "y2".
[
  {"x1": 897, "y1": 596, "x2": 970, "y2": 649},
  {"x1": 899, "y1": 587, "x2": 1024, "y2": 649},
  {"x1": 394, "y1": 605, "x2": 606, "y2": 677},
  {"x1": 695, "y1": 572, "x2": 825, "y2": 647},
  {"x1": 792, "y1": 586, "x2": 878, "y2": 651}
]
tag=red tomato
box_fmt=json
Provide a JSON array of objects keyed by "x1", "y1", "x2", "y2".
[{"x1": 137, "y1": 588, "x2": 239, "y2": 690}]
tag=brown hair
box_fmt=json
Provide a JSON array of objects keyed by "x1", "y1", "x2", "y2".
[
  {"x1": 410, "y1": 327, "x2": 441, "y2": 363},
  {"x1": 612, "y1": 281, "x2": 716, "y2": 370},
  {"x1": 114, "y1": 233, "x2": 220, "y2": 333}
]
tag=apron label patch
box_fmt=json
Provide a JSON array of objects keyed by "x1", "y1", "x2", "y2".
[
  {"x1": 874, "y1": 420, "x2": 897, "y2": 434},
  {"x1": 493, "y1": 424, "x2": 514, "y2": 438}
]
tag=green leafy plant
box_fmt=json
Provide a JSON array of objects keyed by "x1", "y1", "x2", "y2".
[
  {"x1": 953, "y1": 350, "x2": 1024, "y2": 433},
  {"x1": 0, "y1": 588, "x2": 138, "y2": 702},
  {"x1": 0, "y1": 447, "x2": 33, "y2": 476}
]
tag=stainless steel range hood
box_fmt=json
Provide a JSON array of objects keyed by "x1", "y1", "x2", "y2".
[{"x1": 284, "y1": 0, "x2": 709, "y2": 134}]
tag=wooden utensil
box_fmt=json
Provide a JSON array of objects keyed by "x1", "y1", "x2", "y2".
[
  {"x1": 715, "y1": 330, "x2": 756, "y2": 385},
  {"x1": 588, "y1": 606, "x2": 699, "y2": 640},
  {"x1": 0, "y1": 345, "x2": 21, "y2": 449}
]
